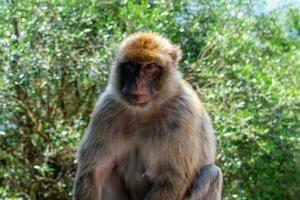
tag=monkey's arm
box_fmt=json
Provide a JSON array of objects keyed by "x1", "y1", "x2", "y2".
[
  {"x1": 73, "y1": 96, "x2": 127, "y2": 200},
  {"x1": 72, "y1": 105, "x2": 116, "y2": 200},
  {"x1": 72, "y1": 132, "x2": 114, "y2": 200}
]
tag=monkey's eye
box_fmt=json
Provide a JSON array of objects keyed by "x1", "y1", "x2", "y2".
[
  {"x1": 143, "y1": 63, "x2": 158, "y2": 73},
  {"x1": 124, "y1": 61, "x2": 138, "y2": 72},
  {"x1": 130, "y1": 61, "x2": 138, "y2": 66}
]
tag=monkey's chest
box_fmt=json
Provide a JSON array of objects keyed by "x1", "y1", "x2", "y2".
[
  {"x1": 121, "y1": 150, "x2": 155, "y2": 200},
  {"x1": 119, "y1": 122, "x2": 178, "y2": 199}
]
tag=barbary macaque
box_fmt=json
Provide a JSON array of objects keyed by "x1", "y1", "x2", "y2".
[{"x1": 73, "y1": 32, "x2": 223, "y2": 200}]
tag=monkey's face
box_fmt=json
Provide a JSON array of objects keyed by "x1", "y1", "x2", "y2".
[
  {"x1": 113, "y1": 32, "x2": 182, "y2": 108},
  {"x1": 118, "y1": 61, "x2": 163, "y2": 107}
]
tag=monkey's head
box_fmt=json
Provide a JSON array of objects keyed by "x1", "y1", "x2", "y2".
[{"x1": 110, "y1": 32, "x2": 182, "y2": 108}]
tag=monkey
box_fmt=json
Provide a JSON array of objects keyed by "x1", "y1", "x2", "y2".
[{"x1": 73, "y1": 32, "x2": 223, "y2": 200}]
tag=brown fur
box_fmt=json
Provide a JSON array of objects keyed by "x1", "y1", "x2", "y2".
[
  {"x1": 73, "y1": 32, "x2": 222, "y2": 200},
  {"x1": 116, "y1": 32, "x2": 181, "y2": 65}
]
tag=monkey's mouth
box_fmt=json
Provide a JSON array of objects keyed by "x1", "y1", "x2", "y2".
[{"x1": 126, "y1": 94, "x2": 151, "y2": 107}]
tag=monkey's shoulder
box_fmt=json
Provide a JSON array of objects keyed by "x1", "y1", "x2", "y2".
[{"x1": 91, "y1": 93, "x2": 124, "y2": 116}]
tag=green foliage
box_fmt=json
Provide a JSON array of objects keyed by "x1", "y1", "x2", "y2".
[{"x1": 0, "y1": 0, "x2": 299, "y2": 199}]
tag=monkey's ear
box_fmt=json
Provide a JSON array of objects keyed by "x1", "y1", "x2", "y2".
[{"x1": 169, "y1": 45, "x2": 182, "y2": 64}]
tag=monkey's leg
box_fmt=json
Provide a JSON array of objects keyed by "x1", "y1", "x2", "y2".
[{"x1": 186, "y1": 164, "x2": 223, "y2": 200}]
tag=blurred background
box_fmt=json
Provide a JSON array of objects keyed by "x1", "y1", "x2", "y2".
[{"x1": 0, "y1": 0, "x2": 299, "y2": 199}]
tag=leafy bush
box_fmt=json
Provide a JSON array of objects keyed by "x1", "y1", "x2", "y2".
[{"x1": 0, "y1": 0, "x2": 299, "y2": 199}]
